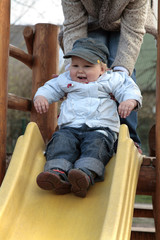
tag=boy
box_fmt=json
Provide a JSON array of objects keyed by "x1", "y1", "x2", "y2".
[{"x1": 34, "y1": 38, "x2": 142, "y2": 198}]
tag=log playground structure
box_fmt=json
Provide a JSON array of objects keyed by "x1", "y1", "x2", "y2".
[{"x1": 0, "y1": 0, "x2": 160, "y2": 239}]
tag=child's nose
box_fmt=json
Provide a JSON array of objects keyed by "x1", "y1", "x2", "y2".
[{"x1": 78, "y1": 67, "x2": 83, "y2": 73}]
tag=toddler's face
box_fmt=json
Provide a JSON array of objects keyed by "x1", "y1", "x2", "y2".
[{"x1": 70, "y1": 56, "x2": 105, "y2": 83}]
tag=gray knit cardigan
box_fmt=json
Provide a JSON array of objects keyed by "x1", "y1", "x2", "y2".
[{"x1": 60, "y1": 0, "x2": 157, "y2": 75}]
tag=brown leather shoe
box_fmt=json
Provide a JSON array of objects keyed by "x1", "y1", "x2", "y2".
[
  {"x1": 36, "y1": 170, "x2": 71, "y2": 194},
  {"x1": 68, "y1": 169, "x2": 91, "y2": 198}
]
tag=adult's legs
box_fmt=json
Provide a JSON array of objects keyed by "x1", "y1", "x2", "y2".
[{"x1": 88, "y1": 30, "x2": 141, "y2": 145}]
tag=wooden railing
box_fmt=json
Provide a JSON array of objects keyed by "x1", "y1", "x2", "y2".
[{"x1": 0, "y1": 0, "x2": 59, "y2": 184}]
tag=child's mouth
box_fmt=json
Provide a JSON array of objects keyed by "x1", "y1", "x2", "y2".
[
  {"x1": 77, "y1": 76, "x2": 88, "y2": 82},
  {"x1": 78, "y1": 76, "x2": 87, "y2": 80},
  {"x1": 76, "y1": 75, "x2": 89, "y2": 83}
]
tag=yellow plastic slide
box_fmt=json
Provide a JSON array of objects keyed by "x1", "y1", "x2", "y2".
[{"x1": 0, "y1": 122, "x2": 143, "y2": 240}]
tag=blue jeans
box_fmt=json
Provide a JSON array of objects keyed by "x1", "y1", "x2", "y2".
[
  {"x1": 44, "y1": 124, "x2": 117, "y2": 182},
  {"x1": 88, "y1": 29, "x2": 141, "y2": 145}
]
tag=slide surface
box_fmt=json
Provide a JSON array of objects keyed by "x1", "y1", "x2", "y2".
[{"x1": 0, "y1": 122, "x2": 143, "y2": 240}]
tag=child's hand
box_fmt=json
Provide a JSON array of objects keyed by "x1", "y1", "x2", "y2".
[
  {"x1": 118, "y1": 99, "x2": 137, "y2": 118},
  {"x1": 34, "y1": 96, "x2": 49, "y2": 114},
  {"x1": 52, "y1": 74, "x2": 59, "y2": 78}
]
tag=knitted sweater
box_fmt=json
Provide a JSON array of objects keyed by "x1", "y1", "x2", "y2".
[{"x1": 60, "y1": 0, "x2": 157, "y2": 75}]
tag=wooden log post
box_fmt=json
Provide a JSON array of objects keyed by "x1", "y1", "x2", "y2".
[
  {"x1": 31, "y1": 24, "x2": 59, "y2": 142},
  {"x1": 0, "y1": 0, "x2": 10, "y2": 184},
  {"x1": 23, "y1": 26, "x2": 34, "y2": 55},
  {"x1": 155, "y1": 1, "x2": 160, "y2": 239}
]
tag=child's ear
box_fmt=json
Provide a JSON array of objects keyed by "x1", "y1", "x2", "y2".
[{"x1": 100, "y1": 65, "x2": 106, "y2": 74}]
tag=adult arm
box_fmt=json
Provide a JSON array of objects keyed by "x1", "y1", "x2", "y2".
[
  {"x1": 62, "y1": 0, "x2": 149, "y2": 75},
  {"x1": 111, "y1": 0, "x2": 148, "y2": 75},
  {"x1": 62, "y1": 0, "x2": 88, "y2": 66}
]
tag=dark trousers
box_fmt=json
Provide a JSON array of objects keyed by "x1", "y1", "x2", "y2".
[{"x1": 44, "y1": 125, "x2": 117, "y2": 181}]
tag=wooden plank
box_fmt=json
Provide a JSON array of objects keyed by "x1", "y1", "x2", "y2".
[
  {"x1": 132, "y1": 226, "x2": 155, "y2": 233},
  {"x1": 134, "y1": 203, "x2": 153, "y2": 210},
  {"x1": 131, "y1": 215, "x2": 155, "y2": 240}
]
